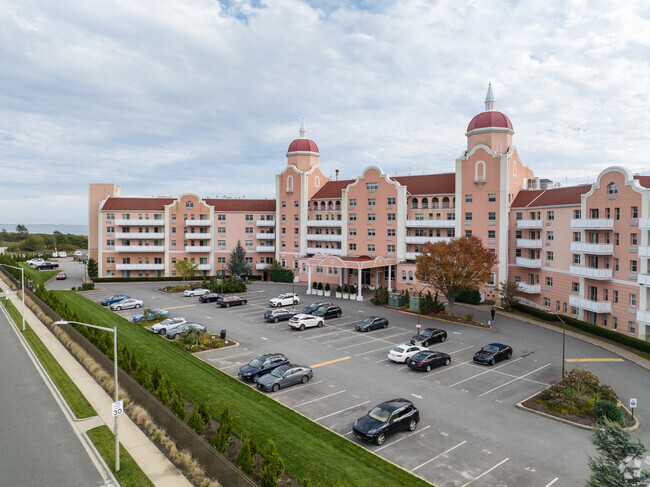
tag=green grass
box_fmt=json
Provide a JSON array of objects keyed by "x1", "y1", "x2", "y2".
[
  {"x1": 18, "y1": 263, "x2": 60, "y2": 286},
  {"x1": 54, "y1": 290, "x2": 434, "y2": 487},
  {"x1": 86, "y1": 426, "x2": 154, "y2": 486},
  {"x1": 1, "y1": 297, "x2": 96, "y2": 418}
]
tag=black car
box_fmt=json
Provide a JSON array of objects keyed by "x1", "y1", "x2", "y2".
[
  {"x1": 264, "y1": 308, "x2": 297, "y2": 323},
  {"x1": 311, "y1": 305, "x2": 342, "y2": 320},
  {"x1": 238, "y1": 353, "x2": 289, "y2": 382},
  {"x1": 36, "y1": 262, "x2": 59, "y2": 270},
  {"x1": 199, "y1": 293, "x2": 222, "y2": 303},
  {"x1": 353, "y1": 398, "x2": 420, "y2": 445},
  {"x1": 406, "y1": 350, "x2": 451, "y2": 372},
  {"x1": 303, "y1": 301, "x2": 332, "y2": 314},
  {"x1": 355, "y1": 316, "x2": 389, "y2": 332},
  {"x1": 473, "y1": 343, "x2": 513, "y2": 365},
  {"x1": 410, "y1": 328, "x2": 447, "y2": 347},
  {"x1": 219, "y1": 296, "x2": 247, "y2": 308}
]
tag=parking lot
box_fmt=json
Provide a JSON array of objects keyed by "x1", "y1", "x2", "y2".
[{"x1": 80, "y1": 281, "x2": 650, "y2": 487}]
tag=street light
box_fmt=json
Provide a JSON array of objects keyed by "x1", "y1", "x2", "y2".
[
  {"x1": 54, "y1": 320, "x2": 120, "y2": 472},
  {"x1": 554, "y1": 312, "x2": 567, "y2": 379},
  {"x1": 220, "y1": 263, "x2": 226, "y2": 295},
  {"x1": 0, "y1": 263, "x2": 25, "y2": 331}
]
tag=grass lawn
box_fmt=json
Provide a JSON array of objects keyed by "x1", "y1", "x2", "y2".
[
  {"x1": 1, "y1": 297, "x2": 96, "y2": 418},
  {"x1": 86, "y1": 426, "x2": 154, "y2": 487},
  {"x1": 54, "y1": 290, "x2": 434, "y2": 487},
  {"x1": 18, "y1": 263, "x2": 60, "y2": 286}
]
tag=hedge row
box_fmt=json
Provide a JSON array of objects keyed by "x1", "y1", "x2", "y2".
[{"x1": 455, "y1": 289, "x2": 482, "y2": 305}]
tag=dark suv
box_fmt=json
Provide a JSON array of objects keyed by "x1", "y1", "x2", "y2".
[
  {"x1": 311, "y1": 305, "x2": 342, "y2": 320},
  {"x1": 303, "y1": 301, "x2": 332, "y2": 314},
  {"x1": 410, "y1": 328, "x2": 447, "y2": 347},
  {"x1": 264, "y1": 308, "x2": 297, "y2": 323},
  {"x1": 238, "y1": 353, "x2": 289, "y2": 382},
  {"x1": 353, "y1": 398, "x2": 420, "y2": 445}
]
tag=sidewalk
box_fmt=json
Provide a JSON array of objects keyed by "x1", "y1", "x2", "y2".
[{"x1": 0, "y1": 281, "x2": 191, "y2": 487}]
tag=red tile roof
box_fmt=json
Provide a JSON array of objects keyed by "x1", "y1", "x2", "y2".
[
  {"x1": 312, "y1": 180, "x2": 355, "y2": 199},
  {"x1": 392, "y1": 173, "x2": 456, "y2": 195},
  {"x1": 467, "y1": 111, "x2": 513, "y2": 132},
  {"x1": 633, "y1": 175, "x2": 650, "y2": 188},
  {"x1": 287, "y1": 138, "x2": 319, "y2": 153},
  {"x1": 511, "y1": 185, "x2": 591, "y2": 208},
  {"x1": 102, "y1": 197, "x2": 175, "y2": 211},
  {"x1": 204, "y1": 199, "x2": 275, "y2": 211}
]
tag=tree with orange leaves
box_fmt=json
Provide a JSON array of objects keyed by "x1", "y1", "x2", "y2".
[{"x1": 415, "y1": 236, "x2": 497, "y2": 315}]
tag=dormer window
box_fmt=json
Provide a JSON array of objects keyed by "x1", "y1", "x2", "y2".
[
  {"x1": 185, "y1": 201, "x2": 194, "y2": 209},
  {"x1": 608, "y1": 183, "x2": 618, "y2": 195}
]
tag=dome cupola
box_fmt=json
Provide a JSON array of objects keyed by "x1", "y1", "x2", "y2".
[
  {"x1": 465, "y1": 83, "x2": 514, "y2": 153},
  {"x1": 287, "y1": 117, "x2": 319, "y2": 154}
]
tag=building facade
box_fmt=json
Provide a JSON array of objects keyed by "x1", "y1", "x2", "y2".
[{"x1": 88, "y1": 85, "x2": 650, "y2": 341}]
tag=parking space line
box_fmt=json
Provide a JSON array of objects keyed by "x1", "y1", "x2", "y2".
[
  {"x1": 311, "y1": 356, "x2": 351, "y2": 368},
  {"x1": 419, "y1": 360, "x2": 473, "y2": 380},
  {"x1": 210, "y1": 351, "x2": 255, "y2": 361},
  {"x1": 492, "y1": 369, "x2": 548, "y2": 386},
  {"x1": 565, "y1": 358, "x2": 624, "y2": 362},
  {"x1": 336, "y1": 331, "x2": 412, "y2": 350},
  {"x1": 294, "y1": 390, "x2": 346, "y2": 407},
  {"x1": 412, "y1": 440, "x2": 467, "y2": 471},
  {"x1": 545, "y1": 478, "x2": 559, "y2": 486},
  {"x1": 272, "y1": 380, "x2": 324, "y2": 395},
  {"x1": 355, "y1": 345, "x2": 393, "y2": 357},
  {"x1": 448, "y1": 345, "x2": 474, "y2": 354},
  {"x1": 461, "y1": 457, "x2": 509, "y2": 486},
  {"x1": 376, "y1": 425, "x2": 430, "y2": 452},
  {"x1": 165, "y1": 304, "x2": 197, "y2": 310},
  {"x1": 315, "y1": 401, "x2": 370, "y2": 421},
  {"x1": 449, "y1": 357, "x2": 524, "y2": 388},
  {"x1": 219, "y1": 363, "x2": 246, "y2": 370},
  {"x1": 478, "y1": 363, "x2": 551, "y2": 397}
]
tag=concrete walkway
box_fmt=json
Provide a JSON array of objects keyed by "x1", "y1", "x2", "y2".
[{"x1": 0, "y1": 281, "x2": 191, "y2": 487}]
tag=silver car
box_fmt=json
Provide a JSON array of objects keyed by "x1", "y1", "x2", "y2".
[
  {"x1": 165, "y1": 322, "x2": 207, "y2": 339},
  {"x1": 151, "y1": 317, "x2": 186, "y2": 335},
  {"x1": 256, "y1": 365, "x2": 313, "y2": 392},
  {"x1": 109, "y1": 298, "x2": 143, "y2": 311}
]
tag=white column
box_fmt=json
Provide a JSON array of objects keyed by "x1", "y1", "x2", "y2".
[
  {"x1": 339, "y1": 270, "x2": 342, "y2": 287},
  {"x1": 388, "y1": 266, "x2": 392, "y2": 291},
  {"x1": 375, "y1": 270, "x2": 379, "y2": 288},
  {"x1": 307, "y1": 265, "x2": 312, "y2": 294},
  {"x1": 357, "y1": 270, "x2": 362, "y2": 300}
]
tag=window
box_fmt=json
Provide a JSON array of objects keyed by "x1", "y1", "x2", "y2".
[
  {"x1": 465, "y1": 230, "x2": 472, "y2": 237},
  {"x1": 366, "y1": 182, "x2": 378, "y2": 191},
  {"x1": 368, "y1": 214, "x2": 376, "y2": 221},
  {"x1": 294, "y1": 227, "x2": 299, "y2": 235},
  {"x1": 245, "y1": 227, "x2": 253, "y2": 234},
  {"x1": 402, "y1": 271, "x2": 407, "y2": 280},
  {"x1": 488, "y1": 230, "x2": 495, "y2": 239},
  {"x1": 630, "y1": 294, "x2": 637, "y2": 306},
  {"x1": 590, "y1": 209, "x2": 599, "y2": 218},
  {"x1": 106, "y1": 257, "x2": 115, "y2": 264},
  {"x1": 629, "y1": 321, "x2": 636, "y2": 334},
  {"x1": 573, "y1": 232, "x2": 581, "y2": 242},
  {"x1": 218, "y1": 240, "x2": 225, "y2": 247},
  {"x1": 217, "y1": 214, "x2": 226, "y2": 221},
  {"x1": 556, "y1": 301, "x2": 561, "y2": 311},
  {"x1": 408, "y1": 271, "x2": 414, "y2": 281},
  {"x1": 572, "y1": 282, "x2": 579, "y2": 292},
  {"x1": 465, "y1": 212, "x2": 472, "y2": 221},
  {"x1": 546, "y1": 277, "x2": 553, "y2": 286},
  {"x1": 368, "y1": 198, "x2": 376, "y2": 206},
  {"x1": 387, "y1": 245, "x2": 395, "y2": 252},
  {"x1": 544, "y1": 298, "x2": 551, "y2": 307},
  {"x1": 387, "y1": 229, "x2": 395, "y2": 237},
  {"x1": 547, "y1": 231, "x2": 554, "y2": 240},
  {"x1": 282, "y1": 201, "x2": 286, "y2": 208},
  {"x1": 350, "y1": 213, "x2": 357, "y2": 221},
  {"x1": 245, "y1": 214, "x2": 253, "y2": 221},
  {"x1": 387, "y1": 197, "x2": 395, "y2": 205},
  {"x1": 368, "y1": 244, "x2": 375, "y2": 252},
  {"x1": 349, "y1": 243, "x2": 356, "y2": 251},
  {"x1": 367, "y1": 229, "x2": 375, "y2": 236},
  {"x1": 547, "y1": 211, "x2": 554, "y2": 220},
  {"x1": 185, "y1": 201, "x2": 193, "y2": 209},
  {"x1": 615, "y1": 258, "x2": 619, "y2": 271},
  {"x1": 613, "y1": 317, "x2": 618, "y2": 330},
  {"x1": 217, "y1": 257, "x2": 226, "y2": 264},
  {"x1": 349, "y1": 229, "x2": 357, "y2": 236},
  {"x1": 387, "y1": 213, "x2": 396, "y2": 221},
  {"x1": 606, "y1": 208, "x2": 610, "y2": 219},
  {"x1": 217, "y1": 227, "x2": 225, "y2": 233},
  {"x1": 349, "y1": 199, "x2": 357, "y2": 207},
  {"x1": 615, "y1": 208, "x2": 620, "y2": 220},
  {"x1": 465, "y1": 194, "x2": 472, "y2": 203},
  {"x1": 106, "y1": 226, "x2": 114, "y2": 233},
  {"x1": 631, "y1": 233, "x2": 638, "y2": 245},
  {"x1": 516, "y1": 212, "x2": 523, "y2": 220},
  {"x1": 631, "y1": 260, "x2": 638, "y2": 273},
  {"x1": 121, "y1": 214, "x2": 130, "y2": 220},
  {"x1": 106, "y1": 213, "x2": 115, "y2": 220},
  {"x1": 106, "y1": 239, "x2": 115, "y2": 246},
  {"x1": 573, "y1": 209, "x2": 581, "y2": 219},
  {"x1": 488, "y1": 212, "x2": 496, "y2": 221},
  {"x1": 608, "y1": 183, "x2": 618, "y2": 194},
  {"x1": 488, "y1": 193, "x2": 496, "y2": 202},
  {"x1": 294, "y1": 215, "x2": 299, "y2": 223},
  {"x1": 615, "y1": 233, "x2": 619, "y2": 246},
  {"x1": 546, "y1": 251, "x2": 554, "y2": 261},
  {"x1": 632, "y1": 206, "x2": 638, "y2": 218},
  {"x1": 447, "y1": 213, "x2": 455, "y2": 221}
]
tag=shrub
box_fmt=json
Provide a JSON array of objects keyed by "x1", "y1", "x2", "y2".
[
  {"x1": 260, "y1": 440, "x2": 285, "y2": 487},
  {"x1": 171, "y1": 390, "x2": 186, "y2": 420},
  {"x1": 325, "y1": 283, "x2": 330, "y2": 292},
  {"x1": 336, "y1": 285, "x2": 342, "y2": 293},
  {"x1": 134, "y1": 361, "x2": 153, "y2": 391},
  {"x1": 270, "y1": 268, "x2": 293, "y2": 283},
  {"x1": 212, "y1": 407, "x2": 233, "y2": 453},
  {"x1": 156, "y1": 376, "x2": 171, "y2": 405},
  {"x1": 343, "y1": 285, "x2": 349, "y2": 294},
  {"x1": 465, "y1": 313, "x2": 474, "y2": 321},
  {"x1": 151, "y1": 364, "x2": 162, "y2": 390},
  {"x1": 456, "y1": 289, "x2": 482, "y2": 305},
  {"x1": 80, "y1": 282, "x2": 95, "y2": 291},
  {"x1": 317, "y1": 282, "x2": 323, "y2": 290},
  {"x1": 594, "y1": 400, "x2": 625, "y2": 426},
  {"x1": 198, "y1": 401, "x2": 211, "y2": 425},
  {"x1": 188, "y1": 406, "x2": 206, "y2": 435},
  {"x1": 235, "y1": 434, "x2": 254, "y2": 474},
  {"x1": 540, "y1": 368, "x2": 618, "y2": 416},
  {"x1": 312, "y1": 282, "x2": 318, "y2": 291},
  {"x1": 370, "y1": 286, "x2": 389, "y2": 305},
  {"x1": 349, "y1": 285, "x2": 356, "y2": 295}
]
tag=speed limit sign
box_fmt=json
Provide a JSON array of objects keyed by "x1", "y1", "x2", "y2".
[{"x1": 112, "y1": 400, "x2": 124, "y2": 417}]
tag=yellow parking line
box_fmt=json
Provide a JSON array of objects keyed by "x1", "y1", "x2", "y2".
[
  {"x1": 164, "y1": 304, "x2": 197, "y2": 310},
  {"x1": 565, "y1": 358, "x2": 624, "y2": 362},
  {"x1": 310, "y1": 356, "x2": 352, "y2": 368}
]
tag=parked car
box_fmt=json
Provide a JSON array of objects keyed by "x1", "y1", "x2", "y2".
[
  {"x1": 132, "y1": 308, "x2": 170, "y2": 323},
  {"x1": 165, "y1": 322, "x2": 207, "y2": 339},
  {"x1": 269, "y1": 293, "x2": 300, "y2": 307},
  {"x1": 100, "y1": 295, "x2": 130, "y2": 306},
  {"x1": 73, "y1": 250, "x2": 83, "y2": 257},
  {"x1": 151, "y1": 317, "x2": 187, "y2": 335},
  {"x1": 184, "y1": 287, "x2": 210, "y2": 297},
  {"x1": 36, "y1": 261, "x2": 59, "y2": 270},
  {"x1": 353, "y1": 398, "x2": 420, "y2": 445},
  {"x1": 58, "y1": 251, "x2": 67, "y2": 258},
  {"x1": 410, "y1": 328, "x2": 447, "y2": 347},
  {"x1": 355, "y1": 316, "x2": 388, "y2": 332},
  {"x1": 387, "y1": 344, "x2": 428, "y2": 363},
  {"x1": 110, "y1": 298, "x2": 143, "y2": 311},
  {"x1": 256, "y1": 364, "x2": 313, "y2": 392},
  {"x1": 199, "y1": 293, "x2": 223, "y2": 303},
  {"x1": 55, "y1": 272, "x2": 67, "y2": 280},
  {"x1": 238, "y1": 353, "x2": 289, "y2": 382},
  {"x1": 311, "y1": 305, "x2": 342, "y2": 320},
  {"x1": 406, "y1": 350, "x2": 451, "y2": 372},
  {"x1": 303, "y1": 300, "x2": 332, "y2": 314},
  {"x1": 219, "y1": 296, "x2": 247, "y2": 307},
  {"x1": 26, "y1": 258, "x2": 45, "y2": 266},
  {"x1": 264, "y1": 308, "x2": 297, "y2": 323},
  {"x1": 473, "y1": 343, "x2": 513, "y2": 366},
  {"x1": 288, "y1": 313, "x2": 325, "y2": 331}
]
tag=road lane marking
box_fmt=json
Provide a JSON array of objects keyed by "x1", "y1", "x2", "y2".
[
  {"x1": 355, "y1": 345, "x2": 393, "y2": 357},
  {"x1": 565, "y1": 358, "x2": 624, "y2": 362},
  {"x1": 315, "y1": 401, "x2": 370, "y2": 421},
  {"x1": 376, "y1": 425, "x2": 430, "y2": 451},
  {"x1": 448, "y1": 345, "x2": 474, "y2": 354},
  {"x1": 412, "y1": 440, "x2": 467, "y2": 471},
  {"x1": 164, "y1": 304, "x2": 197, "y2": 310},
  {"x1": 545, "y1": 478, "x2": 559, "y2": 487},
  {"x1": 336, "y1": 331, "x2": 411, "y2": 350},
  {"x1": 272, "y1": 380, "x2": 324, "y2": 395},
  {"x1": 449, "y1": 357, "x2": 524, "y2": 388},
  {"x1": 311, "y1": 356, "x2": 352, "y2": 368},
  {"x1": 478, "y1": 363, "x2": 551, "y2": 397},
  {"x1": 461, "y1": 457, "x2": 509, "y2": 486},
  {"x1": 419, "y1": 360, "x2": 473, "y2": 379},
  {"x1": 294, "y1": 390, "x2": 346, "y2": 407}
]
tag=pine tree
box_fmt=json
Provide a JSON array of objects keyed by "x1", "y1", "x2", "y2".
[
  {"x1": 156, "y1": 376, "x2": 171, "y2": 405},
  {"x1": 228, "y1": 240, "x2": 251, "y2": 276},
  {"x1": 171, "y1": 390, "x2": 186, "y2": 420},
  {"x1": 259, "y1": 440, "x2": 285, "y2": 487},
  {"x1": 188, "y1": 406, "x2": 206, "y2": 435},
  {"x1": 235, "y1": 434, "x2": 254, "y2": 474},
  {"x1": 211, "y1": 407, "x2": 233, "y2": 453}
]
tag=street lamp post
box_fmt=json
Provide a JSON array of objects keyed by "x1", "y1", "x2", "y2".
[
  {"x1": 54, "y1": 320, "x2": 120, "y2": 472},
  {"x1": 554, "y1": 312, "x2": 567, "y2": 379},
  {"x1": 0, "y1": 263, "x2": 25, "y2": 331},
  {"x1": 220, "y1": 263, "x2": 226, "y2": 295}
]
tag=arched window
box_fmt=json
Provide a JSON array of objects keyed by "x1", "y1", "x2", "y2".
[
  {"x1": 432, "y1": 197, "x2": 439, "y2": 209},
  {"x1": 421, "y1": 198, "x2": 429, "y2": 209},
  {"x1": 335, "y1": 201, "x2": 341, "y2": 211},
  {"x1": 320, "y1": 201, "x2": 326, "y2": 211},
  {"x1": 513, "y1": 160, "x2": 517, "y2": 177},
  {"x1": 328, "y1": 201, "x2": 333, "y2": 210},
  {"x1": 452, "y1": 197, "x2": 456, "y2": 208},
  {"x1": 412, "y1": 198, "x2": 419, "y2": 209},
  {"x1": 408, "y1": 271, "x2": 413, "y2": 281},
  {"x1": 315, "y1": 176, "x2": 320, "y2": 187},
  {"x1": 286, "y1": 175, "x2": 293, "y2": 193},
  {"x1": 608, "y1": 183, "x2": 618, "y2": 195},
  {"x1": 442, "y1": 197, "x2": 450, "y2": 209},
  {"x1": 402, "y1": 270, "x2": 407, "y2": 280},
  {"x1": 475, "y1": 160, "x2": 486, "y2": 184}
]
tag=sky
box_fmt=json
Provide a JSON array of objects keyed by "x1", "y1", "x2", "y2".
[{"x1": 1, "y1": 0, "x2": 650, "y2": 225}]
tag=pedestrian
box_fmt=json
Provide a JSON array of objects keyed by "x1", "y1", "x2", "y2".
[{"x1": 490, "y1": 307, "x2": 496, "y2": 322}]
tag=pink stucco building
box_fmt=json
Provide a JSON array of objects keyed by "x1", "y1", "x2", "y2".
[{"x1": 89, "y1": 84, "x2": 650, "y2": 341}]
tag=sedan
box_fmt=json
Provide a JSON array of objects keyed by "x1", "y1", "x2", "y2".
[
  {"x1": 288, "y1": 314, "x2": 324, "y2": 331},
  {"x1": 199, "y1": 293, "x2": 223, "y2": 303},
  {"x1": 184, "y1": 287, "x2": 210, "y2": 297},
  {"x1": 219, "y1": 296, "x2": 247, "y2": 307},
  {"x1": 406, "y1": 351, "x2": 451, "y2": 372},
  {"x1": 36, "y1": 262, "x2": 59, "y2": 270},
  {"x1": 264, "y1": 308, "x2": 297, "y2": 323},
  {"x1": 110, "y1": 298, "x2": 143, "y2": 311},
  {"x1": 353, "y1": 398, "x2": 420, "y2": 445},
  {"x1": 151, "y1": 317, "x2": 186, "y2": 335},
  {"x1": 387, "y1": 344, "x2": 428, "y2": 363},
  {"x1": 132, "y1": 308, "x2": 170, "y2": 323},
  {"x1": 101, "y1": 295, "x2": 130, "y2": 306},
  {"x1": 269, "y1": 293, "x2": 300, "y2": 307},
  {"x1": 410, "y1": 328, "x2": 447, "y2": 347},
  {"x1": 256, "y1": 365, "x2": 313, "y2": 392},
  {"x1": 238, "y1": 353, "x2": 289, "y2": 382},
  {"x1": 311, "y1": 305, "x2": 342, "y2": 320},
  {"x1": 355, "y1": 316, "x2": 388, "y2": 332},
  {"x1": 26, "y1": 258, "x2": 45, "y2": 266},
  {"x1": 303, "y1": 301, "x2": 332, "y2": 314},
  {"x1": 473, "y1": 343, "x2": 513, "y2": 365},
  {"x1": 55, "y1": 272, "x2": 67, "y2": 280},
  {"x1": 165, "y1": 322, "x2": 207, "y2": 339}
]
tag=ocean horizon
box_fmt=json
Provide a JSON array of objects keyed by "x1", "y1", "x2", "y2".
[{"x1": 0, "y1": 223, "x2": 88, "y2": 235}]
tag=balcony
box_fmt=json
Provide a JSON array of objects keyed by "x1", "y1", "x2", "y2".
[
  {"x1": 306, "y1": 220, "x2": 343, "y2": 227},
  {"x1": 256, "y1": 246, "x2": 275, "y2": 252},
  {"x1": 515, "y1": 257, "x2": 542, "y2": 268},
  {"x1": 570, "y1": 218, "x2": 614, "y2": 230},
  {"x1": 516, "y1": 239, "x2": 542, "y2": 249},
  {"x1": 569, "y1": 295, "x2": 612, "y2": 314},
  {"x1": 116, "y1": 232, "x2": 165, "y2": 239},
  {"x1": 256, "y1": 220, "x2": 276, "y2": 227},
  {"x1": 115, "y1": 219, "x2": 157, "y2": 226},
  {"x1": 405, "y1": 236, "x2": 452, "y2": 244},
  {"x1": 115, "y1": 246, "x2": 165, "y2": 252},
  {"x1": 636, "y1": 310, "x2": 650, "y2": 325},
  {"x1": 308, "y1": 234, "x2": 343, "y2": 242},
  {"x1": 640, "y1": 219, "x2": 650, "y2": 230},
  {"x1": 570, "y1": 242, "x2": 614, "y2": 255},
  {"x1": 306, "y1": 247, "x2": 342, "y2": 255},
  {"x1": 197, "y1": 264, "x2": 211, "y2": 271},
  {"x1": 638, "y1": 246, "x2": 650, "y2": 258},
  {"x1": 405, "y1": 220, "x2": 455, "y2": 228},
  {"x1": 517, "y1": 283, "x2": 541, "y2": 294},
  {"x1": 116, "y1": 264, "x2": 165, "y2": 270},
  {"x1": 256, "y1": 233, "x2": 275, "y2": 239},
  {"x1": 186, "y1": 220, "x2": 212, "y2": 226},
  {"x1": 184, "y1": 246, "x2": 211, "y2": 252},
  {"x1": 185, "y1": 234, "x2": 211, "y2": 239},
  {"x1": 256, "y1": 263, "x2": 270, "y2": 270},
  {"x1": 569, "y1": 265, "x2": 613, "y2": 280},
  {"x1": 516, "y1": 220, "x2": 543, "y2": 229},
  {"x1": 638, "y1": 274, "x2": 650, "y2": 286},
  {"x1": 405, "y1": 252, "x2": 420, "y2": 260}
]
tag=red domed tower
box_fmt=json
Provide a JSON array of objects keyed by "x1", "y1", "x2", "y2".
[
  {"x1": 286, "y1": 117, "x2": 320, "y2": 171},
  {"x1": 466, "y1": 83, "x2": 514, "y2": 153}
]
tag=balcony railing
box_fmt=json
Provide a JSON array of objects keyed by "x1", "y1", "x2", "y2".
[
  {"x1": 184, "y1": 247, "x2": 211, "y2": 252},
  {"x1": 570, "y1": 242, "x2": 614, "y2": 255},
  {"x1": 638, "y1": 246, "x2": 650, "y2": 258},
  {"x1": 115, "y1": 264, "x2": 165, "y2": 270},
  {"x1": 405, "y1": 220, "x2": 455, "y2": 228},
  {"x1": 405, "y1": 252, "x2": 420, "y2": 260},
  {"x1": 306, "y1": 220, "x2": 343, "y2": 227},
  {"x1": 115, "y1": 232, "x2": 165, "y2": 239},
  {"x1": 638, "y1": 274, "x2": 650, "y2": 286},
  {"x1": 306, "y1": 247, "x2": 342, "y2": 255},
  {"x1": 569, "y1": 265, "x2": 613, "y2": 280},
  {"x1": 115, "y1": 246, "x2": 165, "y2": 252},
  {"x1": 256, "y1": 220, "x2": 276, "y2": 227},
  {"x1": 569, "y1": 295, "x2": 612, "y2": 314},
  {"x1": 636, "y1": 310, "x2": 650, "y2": 325},
  {"x1": 307, "y1": 234, "x2": 343, "y2": 242},
  {"x1": 256, "y1": 263, "x2": 270, "y2": 270},
  {"x1": 256, "y1": 233, "x2": 275, "y2": 239},
  {"x1": 516, "y1": 239, "x2": 542, "y2": 248},
  {"x1": 570, "y1": 218, "x2": 614, "y2": 230},
  {"x1": 185, "y1": 234, "x2": 211, "y2": 239},
  {"x1": 256, "y1": 246, "x2": 275, "y2": 252},
  {"x1": 186, "y1": 220, "x2": 212, "y2": 226},
  {"x1": 515, "y1": 257, "x2": 542, "y2": 268},
  {"x1": 516, "y1": 220, "x2": 543, "y2": 229},
  {"x1": 405, "y1": 236, "x2": 452, "y2": 244},
  {"x1": 115, "y1": 219, "x2": 162, "y2": 226},
  {"x1": 197, "y1": 264, "x2": 211, "y2": 271},
  {"x1": 517, "y1": 283, "x2": 541, "y2": 294}
]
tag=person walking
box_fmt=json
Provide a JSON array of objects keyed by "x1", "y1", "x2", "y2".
[{"x1": 490, "y1": 307, "x2": 496, "y2": 322}]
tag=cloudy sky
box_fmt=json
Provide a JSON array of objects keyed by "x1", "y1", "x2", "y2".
[{"x1": 2, "y1": 0, "x2": 650, "y2": 225}]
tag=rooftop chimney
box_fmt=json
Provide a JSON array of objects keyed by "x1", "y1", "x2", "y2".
[{"x1": 335, "y1": 169, "x2": 339, "y2": 181}]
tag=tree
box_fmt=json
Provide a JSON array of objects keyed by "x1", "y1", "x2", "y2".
[
  {"x1": 415, "y1": 236, "x2": 497, "y2": 315},
  {"x1": 87, "y1": 258, "x2": 98, "y2": 278},
  {"x1": 587, "y1": 420, "x2": 650, "y2": 486},
  {"x1": 498, "y1": 280, "x2": 522, "y2": 310},
  {"x1": 228, "y1": 240, "x2": 251, "y2": 276},
  {"x1": 174, "y1": 259, "x2": 198, "y2": 280},
  {"x1": 15, "y1": 224, "x2": 28, "y2": 234}
]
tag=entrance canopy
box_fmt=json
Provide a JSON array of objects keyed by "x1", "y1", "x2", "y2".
[{"x1": 306, "y1": 252, "x2": 398, "y2": 270}]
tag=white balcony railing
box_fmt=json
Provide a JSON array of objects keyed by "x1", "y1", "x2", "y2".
[
  {"x1": 637, "y1": 274, "x2": 650, "y2": 286},
  {"x1": 516, "y1": 220, "x2": 543, "y2": 229},
  {"x1": 184, "y1": 246, "x2": 211, "y2": 252},
  {"x1": 405, "y1": 220, "x2": 456, "y2": 228},
  {"x1": 570, "y1": 218, "x2": 614, "y2": 230},
  {"x1": 115, "y1": 232, "x2": 165, "y2": 239},
  {"x1": 515, "y1": 257, "x2": 542, "y2": 268},
  {"x1": 114, "y1": 219, "x2": 164, "y2": 226},
  {"x1": 636, "y1": 310, "x2": 650, "y2": 325},
  {"x1": 307, "y1": 234, "x2": 343, "y2": 242},
  {"x1": 405, "y1": 236, "x2": 452, "y2": 244},
  {"x1": 516, "y1": 239, "x2": 542, "y2": 248},
  {"x1": 115, "y1": 264, "x2": 165, "y2": 270},
  {"x1": 569, "y1": 265, "x2": 613, "y2": 280},
  {"x1": 517, "y1": 283, "x2": 541, "y2": 294},
  {"x1": 639, "y1": 218, "x2": 650, "y2": 230},
  {"x1": 570, "y1": 242, "x2": 614, "y2": 255},
  {"x1": 185, "y1": 234, "x2": 211, "y2": 239},
  {"x1": 197, "y1": 264, "x2": 211, "y2": 271},
  {"x1": 256, "y1": 233, "x2": 275, "y2": 239},
  {"x1": 115, "y1": 245, "x2": 165, "y2": 252},
  {"x1": 405, "y1": 252, "x2": 420, "y2": 260},
  {"x1": 256, "y1": 263, "x2": 270, "y2": 270},
  {"x1": 256, "y1": 246, "x2": 275, "y2": 252},
  {"x1": 306, "y1": 247, "x2": 343, "y2": 255},
  {"x1": 638, "y1": 246, "x2": 650, "y2": 258},
  {"x1": 256, "y1": 220, "x2": 276, "y2": 227},
  {"x1": 186, "y1": 220, "x2": 212, "y2": 226},
  {"x1": 569, "y1": 295, "x2": 612, "y2": 314},
  {"x1": 306, "y1": 220, "x2": 343, "y2": 227}
]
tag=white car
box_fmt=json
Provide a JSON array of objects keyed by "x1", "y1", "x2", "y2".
[
  {"x1": 184, "y1": 287, "x2": 210, "y2": 297},
  {"x1": 109, "y1": 298, "x2": 143, "y2": 311},
  {"x1": 288, "y1": 313, "x2": 324, "y2": 331},
  {"x1": 269, "y1": 293, "x2": 300, "y2": 307},
  {"x1": 58, "y1": 251, "x2": 67, "y2": 258},
  {"x1": 26, "y1": 258, "x2": 45, "y2": 266},
  {"x1": 151, "y1": 317, "x2": 187, "y2": 335},
  {"x1": 387, "y1": 344, "x2": 429, "y2": 363},
  {"x1": 73, "y1": 250, "x2": 83, "y2": 257}
]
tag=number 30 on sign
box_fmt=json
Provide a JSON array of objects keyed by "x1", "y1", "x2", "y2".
[{"x1": 112, "y1": 400, "x2": 124, "y2": 416}]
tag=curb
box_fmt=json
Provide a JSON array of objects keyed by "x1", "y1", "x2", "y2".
[{"x1": 394, "y1": 308, "x2": 492, "y2": 329}]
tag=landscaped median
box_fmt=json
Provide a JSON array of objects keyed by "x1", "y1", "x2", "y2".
[{"x1": 53, "y1": 290, "x2": 434, "y2": 487}]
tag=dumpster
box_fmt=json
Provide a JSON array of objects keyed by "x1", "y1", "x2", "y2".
[
  {"x1": 220, "y1": 329, "x2": 227, "y2": 339},
  {"x1": 388, "y1": 293, "x2": 405, "y2": 307}
]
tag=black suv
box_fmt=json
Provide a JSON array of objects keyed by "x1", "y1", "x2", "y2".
[
  {"x1": 410, "y1": 328, "x2": 447, "y2": 347},
  {"x1": 303, "y1": 301, "x2": 332, "y2": 314},
  {"x1": 311, "y1": 305, "x2": 342, "y2": 319},
  {"x1": 353, "y1": 398, "x2": 420, "y2": 445},
  {"x1": 238, "y1": 353, "x2": 289, "y2": 382},
  {"x1": 264, "y1": 308, "x2": 297, "y2": 323}
]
